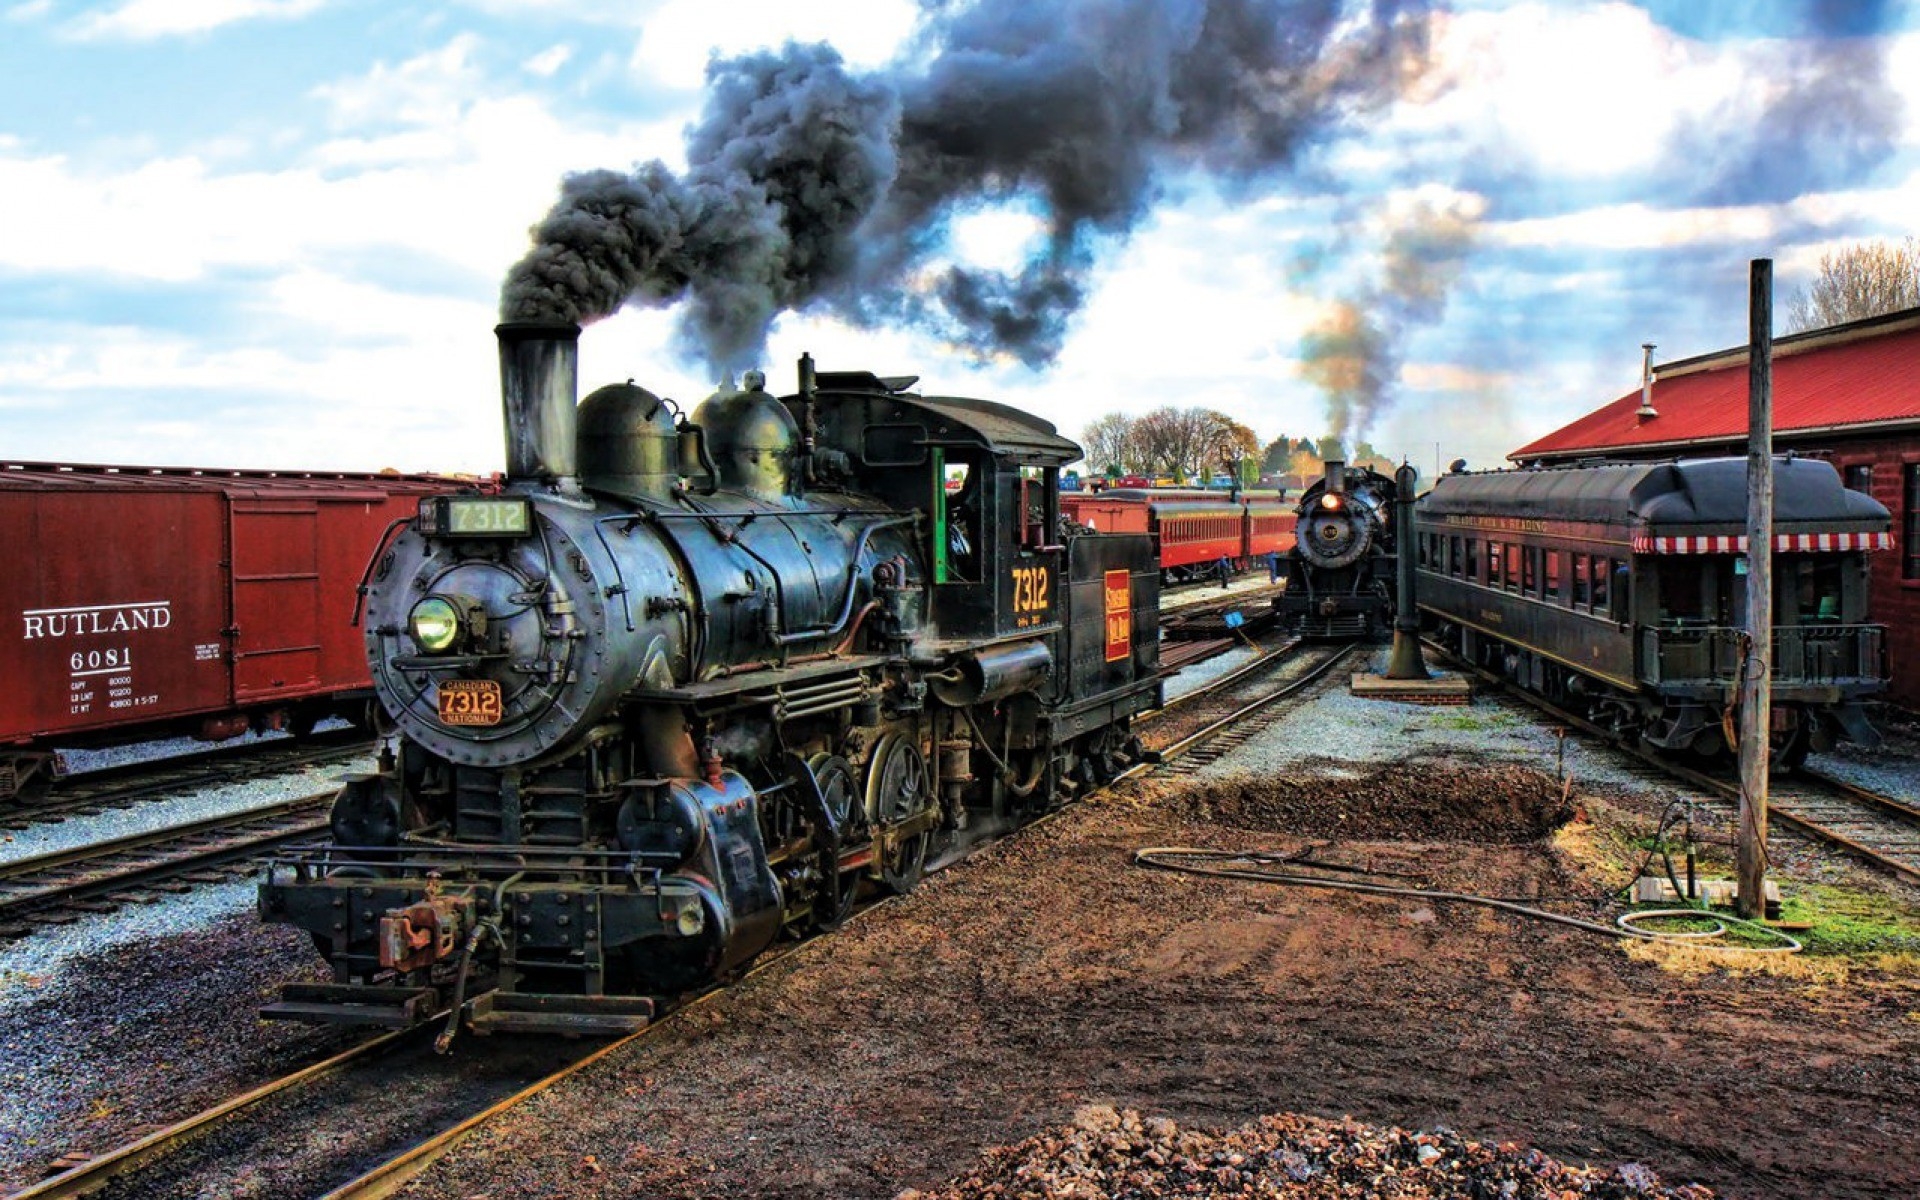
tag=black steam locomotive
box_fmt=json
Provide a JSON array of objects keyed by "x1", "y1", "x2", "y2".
[
  {"x1": 1414, "y1": 457, "x2": 1891, "y2": 766},
  {"x1": 1273, "y1": 460, "x2": 1401, "y2": 639},
  {"x1": 258, "y1": 324, "x2": 1161, "y2": 1036}
]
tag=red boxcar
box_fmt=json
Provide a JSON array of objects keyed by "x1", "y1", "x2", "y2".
[{"x1": 0, "y1": 462, "x2": 476, "y2": 799}]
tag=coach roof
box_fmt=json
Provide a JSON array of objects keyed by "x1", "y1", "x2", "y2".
[{"x1": 1420, "y1": 457, "x2": 1890, "y2": 535}]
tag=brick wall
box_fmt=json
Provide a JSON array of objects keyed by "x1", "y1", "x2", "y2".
[{"x1": 1790, "y1": 432, "x2": 1920, "y2": 712}]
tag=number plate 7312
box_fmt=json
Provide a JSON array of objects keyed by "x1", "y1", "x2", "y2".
[{"x1": 438, "y1": 679, "x2": 502, "y2": 726}]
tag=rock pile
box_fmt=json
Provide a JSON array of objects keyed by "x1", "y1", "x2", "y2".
[{"x1": 899, "y1": 1105, "x2": 1713, "y2": 1199}]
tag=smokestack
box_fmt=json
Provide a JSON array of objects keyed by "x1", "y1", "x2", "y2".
[
  {"x1": 497, "y1": 322, "x2": 581, "y2": 488},
  {"x1": 1324, "y1": 460, "x2": 1346, "y2": 496},
  {"x1": 1636, "y1": 342, "x2": 1658, "y2": 419}
]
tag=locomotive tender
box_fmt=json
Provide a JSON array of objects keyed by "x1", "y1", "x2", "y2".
[
  {"x1": 259, "y1": 324, "x2": 1160, "y2": 1035},
  {"x1": 1414, "y1": 457, "x2": 1891, "y2": 765},
  {"x1": 1273, "y1": 460, "x2": 1402, "y2": 639}
]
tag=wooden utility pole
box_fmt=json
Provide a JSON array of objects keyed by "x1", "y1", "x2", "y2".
[{"x1": 1737, "y1": 259, "x2": 1774, "y2": 920}]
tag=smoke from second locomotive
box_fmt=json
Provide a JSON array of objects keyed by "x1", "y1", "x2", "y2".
[{"x1": 500, "y1": 0, "x2": 1440, "y2": 373}]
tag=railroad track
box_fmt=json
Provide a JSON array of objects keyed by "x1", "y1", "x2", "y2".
[
  {"x1": 0, "y1": 793, "x2": 331, "y2": 939},
  {"x1": 1422, "y1": 638, "x2": 1920, "y2": 887},
  {"x1": 0, "y1": 731, "x2": 372, "y2": 830},
  {"x1": 14, "y1": 637, "x2": 1350, "y2": 1197},
  {"x1": 1159, "y1": 582, "x2": 1286, "y2": 641},
  {"x1": 1666, "y1": 759, "x2": 1920, "y2": 886},
  {"x1": 1135, "y1": 642, "x2": 1356, "y2": 776}
]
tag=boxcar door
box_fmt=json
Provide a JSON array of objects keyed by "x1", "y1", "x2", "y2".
[{"x1": 228, "y1": 497, "x2": 324, "y2": 700}]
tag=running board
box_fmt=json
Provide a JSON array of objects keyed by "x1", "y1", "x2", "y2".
[
  {"x1": 261, "y1": 983, "x2": 440, "y2": 1028},
  {"x1": 465, "y1": 991, "x2": 655, "y2": 1037}
]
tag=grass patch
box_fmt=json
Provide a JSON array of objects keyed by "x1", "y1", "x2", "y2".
[{"x1": 1777, "y1": 884, "x2": 1920, "y2": 959}]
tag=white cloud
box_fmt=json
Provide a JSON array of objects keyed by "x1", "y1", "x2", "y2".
[
  {"x1": 523, "y1": 44, "x2": 572, "y2": 78},
  {"x1": 6, "y1": 0, "x2": 53, "y2": 22},
  {"x1": 313, "y1": 34, "x2": 486, "y2": 130},
  {"x1": 70, "y1": 0, "x2": 327, "y2": 40},
  {"x1": 628, "y1": 0, "x2": 920, "y2": 90},
  {"x1": 1400, "y1": 3, "x2": 1715, "y2": 177},
  {"x1": 0, "y1": 71, "x2": 678, "y2": 289}
]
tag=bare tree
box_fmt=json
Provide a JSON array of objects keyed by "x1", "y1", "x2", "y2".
[
  {"x1": 1131, "y1": 407, "x2": 1195, "y2": 479},
  {"x1": 1080, "y1": 413, "x2": 1142, "y2": 475},
  {"x1": 1198, "y1": 412, "x2": 1259, "y2": 481},
  {"x1": 1786, "y1": 237, "x2": 1920, "y2": 333},
  {"x1": 1083, "y1": 407, "x2": 1262, "y2": 482}
]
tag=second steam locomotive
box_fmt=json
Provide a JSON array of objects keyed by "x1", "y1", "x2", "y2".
[
  {"x1": 1274, "y1": 460, "x2": 1402, "y2": 639},
  {"x1": 259, "y1": 324, "x2": 1161, "y2": 1036}
]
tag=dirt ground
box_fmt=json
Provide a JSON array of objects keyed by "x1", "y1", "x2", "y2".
[{"x1": 400, "y1": 758, "x2": 1920, "y2": 1200}]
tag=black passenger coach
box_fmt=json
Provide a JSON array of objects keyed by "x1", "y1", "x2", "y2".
[{"x1": 1414, "y1": 457, "x2": 1891, "y2": 766}]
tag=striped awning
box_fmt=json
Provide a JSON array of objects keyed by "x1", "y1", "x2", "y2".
[{"x1": 1632, "y1": 532, "x2": 1893, "y2": 554}]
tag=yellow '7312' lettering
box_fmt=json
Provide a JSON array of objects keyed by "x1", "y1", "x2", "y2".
[{"x1": 1011, "y1": 566, "x2": 1051, "y2": 614}]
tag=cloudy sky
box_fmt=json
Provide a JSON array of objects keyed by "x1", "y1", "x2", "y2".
[{"x1": 2, "y1": 0, "x2": 1916, "y2": 479}]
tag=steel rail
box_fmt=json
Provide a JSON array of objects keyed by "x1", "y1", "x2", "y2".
[
  {"x1": 1421, "y1": 638, "x2": 1920, "y2": 887},
  {"x1": 10, "y1": 1031, "x2": 412, "y2": 1200},
  {"x1": 0, "y1": 733, "x2": 370, "y2": 829},
  {"x1": 1139, "y1": 636, "x2": 1304, "y2": 723},
  {"x1": 1131, "y1": 643, "x2": 1355, "y2": 776},
  {"x1": 0, "y1": 793, "x2": 331, "y2": 930}
]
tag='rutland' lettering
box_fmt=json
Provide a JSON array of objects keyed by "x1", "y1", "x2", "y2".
[{"x1": 22, "y1": 602, "x2": 173, "y2": 641}]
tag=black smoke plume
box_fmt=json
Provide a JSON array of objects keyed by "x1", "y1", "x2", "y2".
[{"x1": 502, "y1": 0, "x2": 1439, "y2": 373}]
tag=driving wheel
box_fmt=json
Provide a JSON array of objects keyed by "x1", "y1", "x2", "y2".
[{"x1": 865, "y1": 733, "x2": 931, "y2": 894}]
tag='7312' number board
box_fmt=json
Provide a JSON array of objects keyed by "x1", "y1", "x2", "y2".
[{"x1": 438, "y1": 678, "x2": 502, "y2": 726}]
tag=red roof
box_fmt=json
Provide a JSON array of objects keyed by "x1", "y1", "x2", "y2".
[{"x1": 1512, "y1": 307, "x2": 1920, "y2": 462}]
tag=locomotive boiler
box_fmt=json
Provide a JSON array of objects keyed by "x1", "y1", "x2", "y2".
[
  {"x1": 1273, "y1": 460, "x2": 1400, "y2": 639},
  {"x1": 259, "y1": 324, "x2": 1161, "y2": 1037}
]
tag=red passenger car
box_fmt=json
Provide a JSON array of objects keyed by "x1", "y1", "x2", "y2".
[
  {"x1": 1062, "y1": 487, "x2": 1296, "y2": 582},
  {"x1": 0, "y1": 462, "x2": 476, "y2": 800}
]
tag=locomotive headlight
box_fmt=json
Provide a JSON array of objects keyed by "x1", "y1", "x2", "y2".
[
  {"x1": 408, "y1": 596, "x2": 463, "y2": 654},
  {"x1": 1320, "y1": 494, "x2": 1343, "y2": 510}
]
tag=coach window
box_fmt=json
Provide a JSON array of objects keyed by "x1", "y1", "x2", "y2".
[
  {"x1": 1790, "y1": 557, "x2": 1845, "y2": 623},
  {"x1": 1571, "y1": 553, "x2": 1591, "y2": 609},
  {"x1": 1544, "y1": 550, "x2": 1562, "y2": 603},
  {"x1": 1487, "y1": 541, "x2": 1503, "y2": 591},
  {"x1": 1522, "y1": 546, "x2": 1539, "y2": 596},
  {"x1": 1659, "y1": 558, "x2": 1707, "y2": 623},
  {"x1": 1506, "y1": 543, "x2": 1522, "y2": 591},
  {"x1": 1844, "y1": 464, "x2": 1873, "y2": 494},
  {"x1": 1417, "y1": 532, "x2": 1430, "y2": 569},
  {"x1": 1590, "y1": 555, "x2": 1611, "y2": 615},
  {"x1": 1449, "y1": 536, "x2": 1463, "y2": 578},
  {"x1": 1464, "y1": 537, "x2": 1480, "y2": 582}
]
